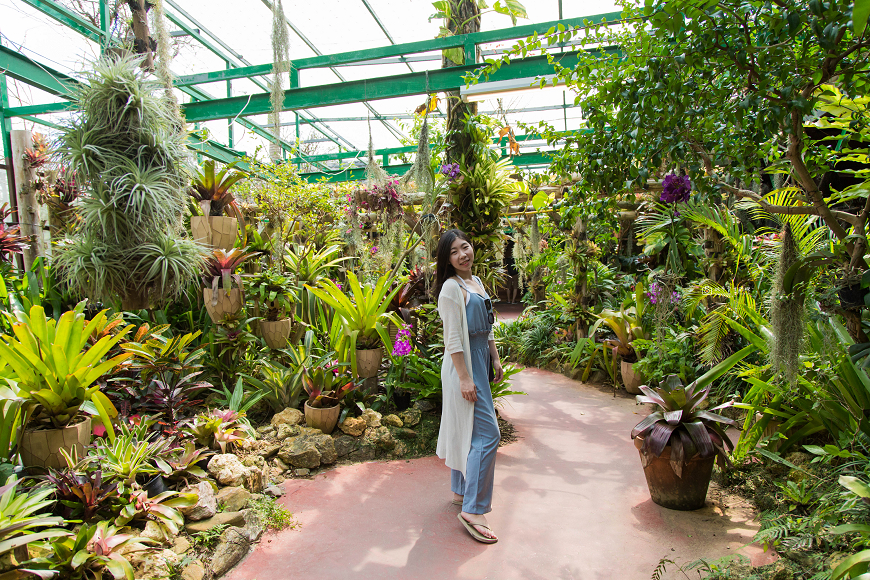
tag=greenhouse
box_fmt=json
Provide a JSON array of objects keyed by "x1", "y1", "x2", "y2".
[{"x1": 0, "y1": 0, "x2": 868, "y2": 578}]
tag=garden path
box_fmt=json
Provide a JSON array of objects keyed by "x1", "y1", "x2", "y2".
[{"x1": 226, "y1": 365, "x2": 776, "y2": 580}]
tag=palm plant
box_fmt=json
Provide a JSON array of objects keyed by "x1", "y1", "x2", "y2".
[
  {"x1": 54, "y1": 55, "x2": 205, "y2": 310},
  {"x1": 189, "y1": 159, "x2": 248, "y2": 219}
]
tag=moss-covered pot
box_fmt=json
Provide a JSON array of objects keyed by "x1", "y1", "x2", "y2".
[
  {"x1": 304, "y1": 402, "x2": 340, "y2": 435},
  {"x1": 634, "y1": 437, "x2": 714, "y2": 510},
  {"x1": 356, "y1": 347, "x2": 383, "y2": 379},
  {"x1": 203, "y1": 288, "x2": 243, "y2": 324},
  {"x1": 20, "y1": 416, "x2": 91, "y2": 471},
  {"x1": 261, "y1": 318, "x2": 291, "y2": 349}
]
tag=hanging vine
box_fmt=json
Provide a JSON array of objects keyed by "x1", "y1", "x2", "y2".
[{"x1": 269, "y1": 0, "x2": 291, "y2": 161}]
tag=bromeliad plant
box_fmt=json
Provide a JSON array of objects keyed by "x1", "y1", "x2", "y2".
[
  {"x1": 189, "y1": 159, "x2": 248, "y2": 220},
  {"x1": 302, "y1": 359, "x2": 356, "y2": 409},
  {"x1": 0, "y1": 304, "x2": 132, "y2": 438},
  {"x1": 184, "y1": 409, "x2": 250, "y2": 454},
  {"x1": 0, "y1": 203, "x2": 29, "y2": 264},
  {"x1": 247, "y1": 269, "x2": 295, "y2": 322},
  {"x1": 202, "y1": 248, "x2": 256, "y2": 302},
  {"x1": 631, "y1": 374, "x2": 737, "y2": 477},
  {"x1": 306, "y1": 272, "x2": 403, "y2": 374}
]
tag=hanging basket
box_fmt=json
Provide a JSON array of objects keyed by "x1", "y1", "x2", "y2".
[
  {"x1": 261, "y1": 318, "x2": 291, "y2": 349},
  {"x1": 203, "y1": 288, "x2": 243, "y2": 324},
  {"x1": 191, "y1": 216, "x2": 238, "y2": 250}
]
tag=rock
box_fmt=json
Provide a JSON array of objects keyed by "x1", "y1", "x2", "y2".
[
  {"x1": 257, "y1": 425, "x2": 276, "y2": 436},
  {"x1": 185, "y1": 510, "x2": 246, "y2": 533},
  {"x1": 767, "y1": 559, "x2": 795, "y2": 580},
  {"x1": 398, "y1": 407, "x2": 421, "y2": 427},
  {"x1": 240, "y1": 508, "x2": 264, "y2": 542},
  {"x1": 394, "y1": 428, "x2": 418, "y2": 439},
  {"x1": 265, "y1": 484, "x2": 285, "y2": 497},
  {"x1": 244, "y1": 466, "x2": 266, "y2": 493},
  {"x1": 392, "y1": 441, "x2": 408, "y2": 456},
  {"x1": 299, "y1": 427, "x2": 323, "y2": 436},
  {"x1": 334, "y1": 435, "x2": 359, "y2": 458},
  {"x1": 338, "y1": 416, "x2": 366, "y2": 437},
  {"x1": 276, "y1": 424, "x2": 301, "y2": 441},
  {"x1": 141, "y1": 521, "x2": 170, "y2": 544},
  {"x1": 208, "y1": 454, "x2": 247, "y2": 487},
  {"x1": 363, "y1": 426, "x2": 395, "y2": 452},
  {"x1": 210, "y1": 527, "x2": 250, "y2": 578},
  {"x1": 361, "y1": 409, "x2": 382, "y2": 428},
  {"x1": 277, "y1": 438, "x2": 321, "y2": 469},
  {"x1": 216, "y1": 486, "x2": 252, "y2": 512},
  {"x1": 271, "y1": 407, "x2": 304, "y2": 427},
  {"x1": 172, "y1": 537, "x2": 191, "y2": 555},
  {"x1": 273, "y1": 457, "x2": 289, "y2": 472},
  {"x1": 784, "y1": 452, "x2": 814, "y2": 467},
  {"x1": 180, "y1": 481, "x2": 217, "y2": 522},
  {"x1": 413, "y1": 400, "x2": 436, "y2": 412},
  {"x1": 295, "y1": 468, "x2": 310, "y2": 476},
  {"x1": 382, "y1": 414, "x2": 403, "y2": 427},
  {"x1": 348, "y1": 445, "x2": 376, "y2": 462},
  {"x1": 308, "y1": 433, "x2": 337, "y2": 465},
  {"x1": 131, "y1": 548, "x2": 179, "y2": 580},
  {"x1": 256, "y1": 442, "x2": 281, "y2": 459},
  {"x1": 181, "y1": 560, "x2": 205, "y2": 580},
  {"x1": 243, "y1": 455, "x2": 265, "y2": 470}
]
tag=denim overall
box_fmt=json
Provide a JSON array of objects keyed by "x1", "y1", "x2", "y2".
[{"x1": 450, "y1": 276, "x2": 500, "y2": 515}]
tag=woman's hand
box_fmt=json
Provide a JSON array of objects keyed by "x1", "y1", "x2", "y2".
[
  {"x1": 493, "y1": 360, "x2": 504, "y2": 383},
  {"x1": 460, "y1": 377, "x2": 477, "y2": 403}
]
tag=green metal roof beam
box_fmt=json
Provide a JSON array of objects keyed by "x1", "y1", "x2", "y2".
[
  {"x1": 299, "y1": 150, "x2": 556, "y2": 183},
  {"x1": 172, "y1": 11, "x2": 622, "y2": 87},
  {"x1": 0, "y1": 44, "x2": 80, "y2": 98},
  {"x1": 182, "y1": 48, "x2": 615, "y2": 122},
  {"x1": 19, "y1": 0, "x2": 105, "y2": 44},
  {"x1": 359, "y1": 0, "x2": 415, "y2": 73}
]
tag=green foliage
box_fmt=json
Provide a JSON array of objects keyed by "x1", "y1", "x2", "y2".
[
  {"x1": 191, "y1": 523, "x2": 228, "y2": 550},
  {"x1": 55, "y1": 55, "x2": 205, "y2": 309},
  {"x1": 0, "y1": 304, "x2": 132, "y2": 434},
  {"x1": 632, "y1": 330, "x2": 700, "y2": 388},
  {"x1": 246, "y1": 496, "x2": 295, "y2": 532},
  {"x1": 189, "y1": 160, "x2": 248, "y2": 219},
  {"x1": 0, "y1": 475, "x2": 69, "y2": 558}
]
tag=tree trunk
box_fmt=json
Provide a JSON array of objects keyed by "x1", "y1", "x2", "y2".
[
  {"x1": 443, "y1": 0, "x2": 480, "y2": 168},
  {"x1": 128, "y1": 0, "x2": 154, "y2": 70}
]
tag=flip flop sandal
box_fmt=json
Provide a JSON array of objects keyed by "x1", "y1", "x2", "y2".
[
  {"x1": 451, "y1": 498, "x2": 463, "y2": 506},
  {"x1": 457, "y1": 514, "x2": 498, "y2": 544}
]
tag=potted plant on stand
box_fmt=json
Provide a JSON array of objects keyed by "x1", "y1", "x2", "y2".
[
  {"x1": 189, "y1": 160, "x2": 248, "y2": 250},
  {"x1": 247, "y1": 269, "x2": 295, "y2": 349},
  {"x1": 0, "y1": 305, "x2": 133, "y2": 469},
  {"x1": 302, "y1": 360, "x2": 356, "y2": 434},
  {"x1": 631, "y1": 374, "x2": 737, "y2": 510},
  {"x1": 306, "y1": 272, "x2": 403, "y2": 379},
  {"x1": 202, "y1": 248, "x2": 255, "y2": 324}
]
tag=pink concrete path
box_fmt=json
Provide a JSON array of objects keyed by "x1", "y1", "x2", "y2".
[{"x1": 227, "y1": 368, "x2": 775, "y2": 580}]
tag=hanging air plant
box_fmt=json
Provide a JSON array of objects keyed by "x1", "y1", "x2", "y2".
[
  {"x1": 269, "y1": 0, "x2": 291, "y2": 161},
  {"x1": 149, "y1": 0, "x2": 180, "y2": 119},
  {"x1": 530, "y1": 214, "x2": 541, "y2": 257},
  {"x1": 769, "y1": 223, "x2": 806, "y2": 382},
  {"x1": 513, "y1": 228, "x2": 530, "y2": 289}
]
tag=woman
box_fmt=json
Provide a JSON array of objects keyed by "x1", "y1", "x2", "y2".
[{"x1": 435, "y1": 229, "x2": 503, "y2": 544}]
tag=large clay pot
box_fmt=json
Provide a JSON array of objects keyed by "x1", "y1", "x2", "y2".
[
  {"x1": 203, "y1": 288, "x2": 243, "y2": 324},
  {"x1": 304, "y1": 402, "x2": 340, "y2": 435},
  {"x1": 634, "y1": 437, "x2": 715, "y2": 511},
  {"x1": 20, "y1": 416, "x2": 91, "y2": 471},
  {"x1": 192, "y1": 216, "x2": 238, "y2": 250},
  {"x1": 621, "y1": 360, "x2": 644, "y2": 395},
  {"x1": 261, "y1": 318, "x2": 291, "y2": 349},
  {"x1": 356, "y1": 347, "x2": 383, "y2": 379}
]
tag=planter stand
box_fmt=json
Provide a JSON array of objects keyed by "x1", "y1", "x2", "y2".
[
  {"x1": 261, "y1": 318, "x2": 291, "y2": 349},
  {"x1": 204, "y1": 288, "x2": 243, "y2": 324},
  {"x1": 192, "y1": 215, "x2": 238, "y2": 250},
  {"x1": 20, "y1": 416, "x2": 92, "y2": 471}
]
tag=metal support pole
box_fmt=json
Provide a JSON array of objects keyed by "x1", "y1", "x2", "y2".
[
  {"x1": 0, "y1": 75, "x2": 12, "y2": 160},
  {"x1": 99, "y1": 0, "x2": 110, "y2": 53},
  {"x1": 295, "y1": 112, "x2": 300, "y2": 171},
  {"x1": 226, "y1": 60, "x2": 233, "y2": 149}
]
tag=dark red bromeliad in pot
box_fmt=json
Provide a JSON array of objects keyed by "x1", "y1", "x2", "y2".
[{"x1": 631, "y1": 374, "x2": 737, "y2": 510}]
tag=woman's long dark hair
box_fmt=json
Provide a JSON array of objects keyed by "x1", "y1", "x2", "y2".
[{"x1": 435, "y1": 228, "x2": 471, "y2": 298}]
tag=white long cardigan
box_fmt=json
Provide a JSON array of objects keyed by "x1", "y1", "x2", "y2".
[{"x1": 435, "y1": 277, "x2": 494, "y2": 476}]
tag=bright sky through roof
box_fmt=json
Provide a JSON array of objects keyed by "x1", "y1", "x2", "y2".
[{"x1": 0, "y1": 0, "x2": 619, "y2": 161}]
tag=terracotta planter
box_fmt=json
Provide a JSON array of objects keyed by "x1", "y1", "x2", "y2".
[
  {"x1": 634, "y1": 437, "x2": 715, "y2": 511},
  {"x1": 356, "y1": 347, "x2": 383, "y2": 379},
  {"x1": 621, "y1": 360, "x2": 644, "y2": 395},
  {"x1": 304, "y1": 402, "x2": 341, "y2": 435},
  {"x1": 261, "y1": 318, "x2": 291, "y2": 349},
  {"x1": 203, "y1": 288, "x2": 243, "y2": 324},
  {"x1": 20, "y1": 416, "x2": 92, "y2": 471},
  {"x1": 191, "y1": 215, "x2": 238, "y2": 250}
]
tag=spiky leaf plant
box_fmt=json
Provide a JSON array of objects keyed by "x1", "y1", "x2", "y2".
[
  {"x1": 54, "y1": 55, "x2": 205, "y2": 310},
  {"x1": 769, "y1": 223, "x2": 806, "y2": 382}
]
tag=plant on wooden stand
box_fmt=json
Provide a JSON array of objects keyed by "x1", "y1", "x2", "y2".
[
  {"x1": 302, "y1": 359, "x2": 357, "y2": 434},
  {"x1": 189, "y1": 160, "x2": 248, "y2": 249},
  {"x1": 202, "y1": 248, "x2": 255, "y2": 324}
]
